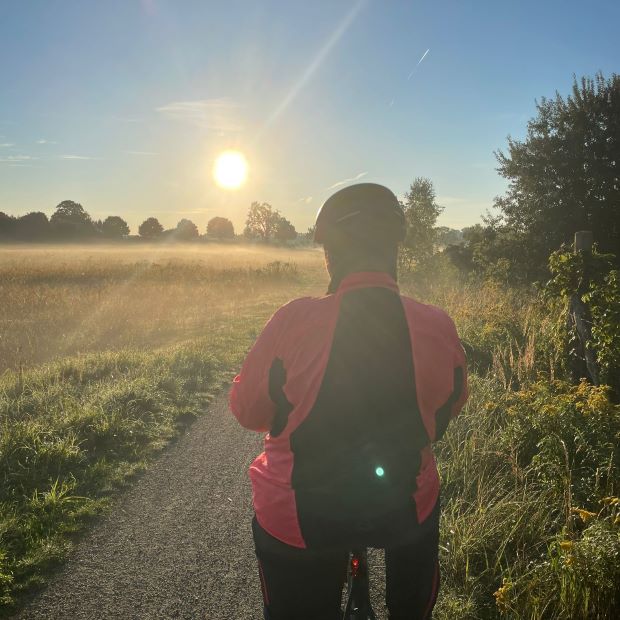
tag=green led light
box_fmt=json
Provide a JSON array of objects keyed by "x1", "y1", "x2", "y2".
[{"x1": 375, "y1": 466, "x2": 385, "y2": 477}]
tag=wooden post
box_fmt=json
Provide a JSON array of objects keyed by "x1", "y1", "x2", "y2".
[
  {"x1": 574, "y1": 231, "x2": 593, "y2": 253},
  {"x1": 569, "y1": 231, "x2": 599, "y2": 385}
]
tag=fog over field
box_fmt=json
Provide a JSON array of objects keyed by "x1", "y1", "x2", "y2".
[{"x1": 0, "y1": 244, "x2": 324, "y2": 372}]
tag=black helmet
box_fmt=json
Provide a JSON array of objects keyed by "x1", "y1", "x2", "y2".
[{"x1": 314, "y1": 183, "x2": 406, "y2": 246}]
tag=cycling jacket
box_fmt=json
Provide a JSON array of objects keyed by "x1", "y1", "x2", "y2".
[{"x1": 230, "y1": 271, "x2": 468, "y2": 549}]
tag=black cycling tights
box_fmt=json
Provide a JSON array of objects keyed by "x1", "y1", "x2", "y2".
[{"x1": 252, "y1": 510, "x2": 439, "y2": 620}]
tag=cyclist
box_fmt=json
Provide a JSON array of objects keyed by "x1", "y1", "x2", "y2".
[{"x1": 230, "y1": 183, "x2": 468, "y2": 620}]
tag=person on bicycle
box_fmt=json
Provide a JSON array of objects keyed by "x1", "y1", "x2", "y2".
[{"x1": 230, "y1": 183, "x2": 468, "y2": 620}]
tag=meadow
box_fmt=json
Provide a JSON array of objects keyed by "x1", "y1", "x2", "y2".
[
  {"x1": 1, "y1": 245, "x2": 618, "y2": 618},
  {"x1": 0, "y1": 244, "x2": 325, "y2": 372}
]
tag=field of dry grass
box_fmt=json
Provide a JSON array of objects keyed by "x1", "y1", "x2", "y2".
[{"x1": 0, "y1": 244, "x2": 325, "y2": 372}]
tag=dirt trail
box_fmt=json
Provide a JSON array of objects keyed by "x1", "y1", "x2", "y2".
[{"x1": 16, "y1": 393, "x2": 387, "y2": 620}]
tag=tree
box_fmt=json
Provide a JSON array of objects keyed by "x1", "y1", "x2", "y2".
[
  {"x1": 15, "y1": 212, "x2": 51, "y2": 241},
  {"x1": 175, "y1": 218, "x2": 199, "y2": 241},
  {"x1": 492, "y1": 72, "x2": 620, "y2": 276},
  {"x1": 435, "y1": 226, "x2": 464, "y2": 248},
  {"x1": 274, "y1": 217, "x2": 297, "y2": 242},
  {"x1": 207, "y1": 216, "x2": 235, "y2": 239},
  {"x1": 0, "y1": 212, "x2": 16, "y2": 240},
  {"x1": 400, "y1": 177, "x2": 443, "y2": 269},
  {"x1": 244, "y1": 202, "x2": 280, "y2": 241},
  {"x1": 138, "y1": 217, "x2": 164, "y2": 239},
  {"x1": 50, "y1": 200, "x2": 95, "y2": 239},
  {"x1": 101, "y1": 216, "x2": 130, "y2": 238}
]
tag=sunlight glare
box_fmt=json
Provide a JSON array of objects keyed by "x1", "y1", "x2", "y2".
[{"x1": 213, "y1": 150, "x2": 248, "y2": 189}]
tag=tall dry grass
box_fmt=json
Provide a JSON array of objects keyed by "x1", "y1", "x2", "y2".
[{"x1": 0, "y1": 244, "x2": 325, "y2": 372}]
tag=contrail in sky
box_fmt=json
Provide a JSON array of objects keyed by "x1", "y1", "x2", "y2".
[{"x1": 407, "y1": 48, "x2": 430, "y2": 80}]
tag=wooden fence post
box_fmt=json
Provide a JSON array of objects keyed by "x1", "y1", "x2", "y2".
[
  {"x1": 569, "y1": 231, "x2": 599, "y2": 385},
  {"x1": 574, "y1": 230, "x2": 593, "y2": 253}
]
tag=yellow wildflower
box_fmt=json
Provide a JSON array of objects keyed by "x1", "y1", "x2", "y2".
[
  {"x1": 494, "y1": 578, "x2": 513, "y2": 613},
  {"x1": 559, "y1": 540, "x2": 573, "y2": 551},
  {"x1": 572, "y1": 507, "x2": 597, "y2": 523},
  {"x1": 601, "y1": 496, "x2": 620, "y2": 506}
]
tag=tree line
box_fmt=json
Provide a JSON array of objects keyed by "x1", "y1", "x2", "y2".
[
  {"x1": 0, "y1": 200, "x2": 302, "y2": 244},
  {"x1": 2, "y1": 72, "x2": 617, "y2": 278}
]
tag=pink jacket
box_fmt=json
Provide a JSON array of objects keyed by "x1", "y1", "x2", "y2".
[{"x1": 230, "y1": 271, "x2": 468, "y2": 548}]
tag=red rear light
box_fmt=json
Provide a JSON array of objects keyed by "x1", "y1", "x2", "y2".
[{"x1": 351, "y1": 557, "x2": 360, "y2": 577}]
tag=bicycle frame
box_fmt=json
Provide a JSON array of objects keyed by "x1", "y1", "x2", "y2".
[{"x1": 342, "y1": 548, "x2": 377, "y2": 620}]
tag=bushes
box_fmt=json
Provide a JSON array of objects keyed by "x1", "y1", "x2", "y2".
[
  {"x1": 546, "y1": 248, "x2": 620, "y2": 398},
  {"x1": 436, "y1": 377, "x2": 620, "y2": 619},
  {"x1": 500, "y1": 381, "x2": 619, "y2": 507},
  {"x1": 503, "y1": 513, "x2": 620, "y2": 620}
]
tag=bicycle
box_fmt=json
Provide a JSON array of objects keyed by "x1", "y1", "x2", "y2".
[{"x1": 342, "y1": 547, "x2": 377, "y2": 619}]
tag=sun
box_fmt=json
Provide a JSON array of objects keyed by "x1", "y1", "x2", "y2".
[{"x1": 213, "y1": 150, "x2": 248, "y2": 189}]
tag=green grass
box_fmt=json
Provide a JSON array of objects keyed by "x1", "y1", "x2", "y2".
[{"x1": 0, "y1": 311, "x2": 267, "y2": 615}]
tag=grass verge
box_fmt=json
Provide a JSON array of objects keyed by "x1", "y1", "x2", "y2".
[{"x1": 0, "y1": 317, "x2": 259, "y2": 616}]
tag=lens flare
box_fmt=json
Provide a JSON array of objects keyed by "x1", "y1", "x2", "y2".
[{"x1": 375, "y1": 466, "x2": 385, "y2": 477}]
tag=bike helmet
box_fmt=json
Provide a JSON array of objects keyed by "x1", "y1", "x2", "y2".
[{"x1": 314, "y1": 183, "x2": 406, "y2": 246}]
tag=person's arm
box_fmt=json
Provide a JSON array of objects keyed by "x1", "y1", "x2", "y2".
[
  {"x1": 450, "y1": 319, "x2": 468, "y2": 418},
  {"x1": 434, "y1": 316, "x2": 468, "y2": 441},
  {"x1": 229, "y1": 306, "x2": 289, "y2": 432}
]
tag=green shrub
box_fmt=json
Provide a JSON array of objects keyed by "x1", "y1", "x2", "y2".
[
  {"x1": 436, "y1": 378, "x2": 620, "y2": 619},
  {"x1": 546, "y1": 248, "x2": 620, "y2": 397}
]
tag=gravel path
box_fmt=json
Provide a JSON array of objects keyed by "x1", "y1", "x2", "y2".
[{"x1": 15, "y1": 392, "x2": 387, "y2": 620}]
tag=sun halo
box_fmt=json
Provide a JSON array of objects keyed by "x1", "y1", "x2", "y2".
[{"x1": 213, "y1": 150, "x2": 248, "y2": 190}]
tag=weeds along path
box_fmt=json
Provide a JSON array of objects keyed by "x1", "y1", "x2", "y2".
[{"x1": 15, "y1": 393, "x2": 265, "y2": 620}]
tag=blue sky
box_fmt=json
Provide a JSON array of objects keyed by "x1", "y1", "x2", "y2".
[{"x1": 1, "y1": 0, "x2": 618, "y2": 234}]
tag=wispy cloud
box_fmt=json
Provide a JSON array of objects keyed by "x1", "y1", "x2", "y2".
[
  {"x1": 0, "y1": 143, "x2": 14, "y2": 147},
  {"x1": 36, "y1": 139, "x2": 57, "y2": 144},
  {"x1": 0, "y1": 154, "x2": 37, "y2": 163},
  {"x1": 298, "y1": 196, "x2": 313, "y2": 204},
  {"x1": 126, "y1": 150, "x2": 158, "y2": 156},
  {"x1": 407, "y1": 48, "x2": 430, "y2": 80},
  {"x1": 327, "y1": 171, "x2": 367, "y2": 190},
  {"x1": 156, "y1": 99, "x2": 242, "y2": 132},
  {"x1": 60, "y1": 154, "x2": 100, "y2": 160}
]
